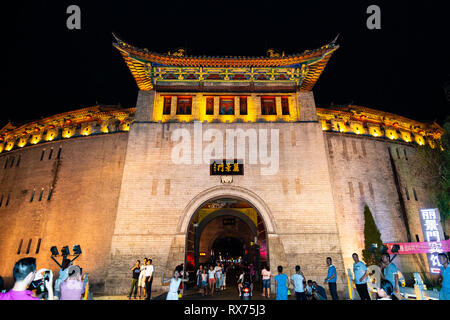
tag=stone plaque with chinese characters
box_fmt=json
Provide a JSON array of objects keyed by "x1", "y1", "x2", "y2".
[
  {"x1": 210, "y1": 159, "x2": 244, "y2": 175},
  {"x1": 419, "y1": 208, "x2": 445, "y2": 274}
]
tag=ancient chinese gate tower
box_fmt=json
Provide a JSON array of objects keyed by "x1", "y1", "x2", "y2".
[{"x1": 0, "y1": 35, "x2": 444, "y2": 296}]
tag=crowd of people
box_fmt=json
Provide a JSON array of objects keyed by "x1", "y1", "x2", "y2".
[
  {"x1": 0, "y1": 257, "x2": 88, "y2": 300},
  {"x1": 195, "y1": 262, "x2": 228, "y2": 296},
  {"x1": 191, "y1": 252, "x2": 450, "y2": 301},
  {"x1": 0, "y1": 251, "x2": 448, "y2": 300}
]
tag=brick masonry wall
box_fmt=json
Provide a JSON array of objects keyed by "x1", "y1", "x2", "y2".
[
  {"x1": 0, "y1": 96, "x2": 444, "y2": 299},
  {"x1": 324, "y1": 132, "x2": 444, "y2": 282},
  {"x1": 104, "y1": 120, "x2": 346, "y2": 295},
  {"x1": 0, "y1": 132, "x2": 128, "y2": 292}
]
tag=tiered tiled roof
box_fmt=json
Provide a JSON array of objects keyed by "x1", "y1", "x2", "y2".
[{"x1": 112, "y1": 34, "x2": 339, "y2": 91}]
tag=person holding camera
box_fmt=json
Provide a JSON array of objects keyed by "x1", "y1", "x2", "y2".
[{"x1": 0, "y1": 257, "x2": 54, "y2": 300}]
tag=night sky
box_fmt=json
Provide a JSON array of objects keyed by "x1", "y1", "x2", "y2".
[{"x1": 2, "y1": 0, "x2": 449, "y2": 129}]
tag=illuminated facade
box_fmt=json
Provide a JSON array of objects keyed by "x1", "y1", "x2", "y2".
[{"x1": 0, "y1": 36, "x2": 445, "y2": 296}]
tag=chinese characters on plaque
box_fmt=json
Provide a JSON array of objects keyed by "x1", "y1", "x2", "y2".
[
  {"x1": 419, "y1": 208, "x2": 445, "y2": 274},
  {"x1": 210, "y1": 159, "x2": 244, "y2": 176}
]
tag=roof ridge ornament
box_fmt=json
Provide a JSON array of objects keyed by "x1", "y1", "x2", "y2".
[
  {"x1": 168, "y1": 48, "x2": 185, "y2": 57},
  {"x1": 330, "y1": 33, "x2": 340, "y2": 46},
  {"x1": 266, "y1": 48, "x2": 285, "y2": 58}
]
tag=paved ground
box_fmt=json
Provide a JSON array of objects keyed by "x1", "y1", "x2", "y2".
[
  {"x1": 95, "y1": 285, "x2": 298, "y2": 300},
  {"x1": 182, "y1": 286, "x2": 283, "y2": 300}
]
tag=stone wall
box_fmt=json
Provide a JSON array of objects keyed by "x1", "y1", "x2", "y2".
[
  {"x1": 324, "y1": 132, "x2": 442, "y2": 283},
  {"x1": 0, "y1": 132, "x2": 128, "y2": 292},
  {"x1": 0, "y1": 91, "x2": 444, "y2": 299},
  {"x1": 103, "y1": 117, "x2": 346, "y2": 296}
]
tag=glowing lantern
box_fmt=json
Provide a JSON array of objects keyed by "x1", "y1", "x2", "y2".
[
  {"x1": 5, "y1": 142, "x2": 14, "y2": 151},
  {"x1": 18, "y1": 139, "x2": 26, "y2": 148},
  {"x1": 416, "y1": 137, "x2": 424, "y2": 146},
  {"x1": 63, "y1": 128, "x2": 73, "y2": 138},
  {"x1": 82, "y1": 127, "x2": 91, "y2": 136},
  {"x1": 121, "y1": 122, "x2": 131, "y2": 131}
]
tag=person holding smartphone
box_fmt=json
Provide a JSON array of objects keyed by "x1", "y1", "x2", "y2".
[{"x1": 0, "y1": 257, "x2": 54, "y2": 300}]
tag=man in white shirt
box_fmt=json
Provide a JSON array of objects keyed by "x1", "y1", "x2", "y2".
[
  {"x1": 145, "y1": 259, "x2": 154, "y2": 300},
  {"x1": 290, "y1": 265, "x2": 306, "y2": 300}
]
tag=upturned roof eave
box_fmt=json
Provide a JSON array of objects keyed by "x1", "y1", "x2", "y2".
[{"x1": 112, "y1": 37, "x2": 338, "y2": 68}]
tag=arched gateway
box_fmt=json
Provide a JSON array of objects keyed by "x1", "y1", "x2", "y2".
[{"x1": 179, "y1": 186, "x2": 278, "y2": 281}]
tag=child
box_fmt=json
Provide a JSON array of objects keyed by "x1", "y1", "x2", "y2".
[
  {"x1": 201, "y1": 269, "x2": 208, "y2": 296},
  {"x1": 221, "y1": 264, "x2": 227, "y2": 290},
  {"x1": 161, "y1": 270, "x2": 189, "y2": 300},
  {"x1": 305, "y1": 280, "x2": 313, "y2": 300},
  {"x1": 208, "y1": 265, "x2": 216, "y2": 296}
]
